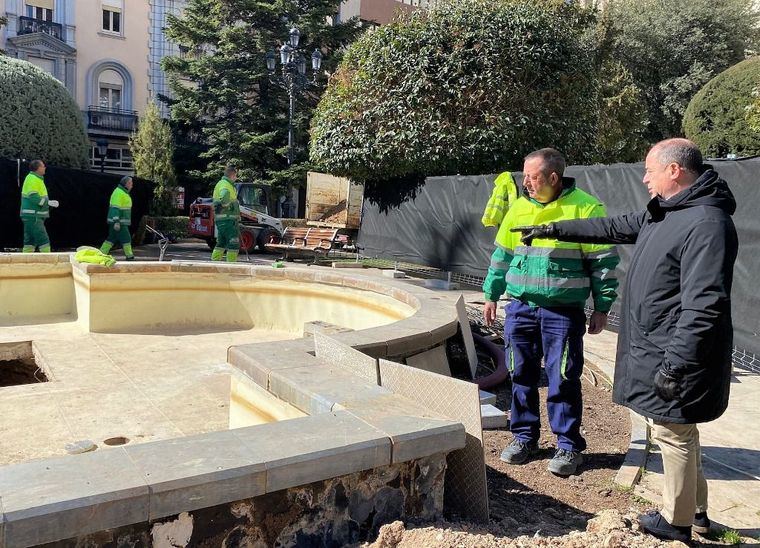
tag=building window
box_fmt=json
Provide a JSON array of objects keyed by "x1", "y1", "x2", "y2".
[
  {"x1": 26, "y1": 5, "x2": 53, "y2": 21},
  {"x1": 89, "y1": 144, "x2": 133, "y2": 172},
  {"x1": 102, "y1": 8, "x2": 121, "y2": 33},
  {"x1": 97, "y1": 69, "x2": 124, "y2": 110}
]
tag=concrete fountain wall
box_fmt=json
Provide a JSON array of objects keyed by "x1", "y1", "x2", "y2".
[{"x1": 0, "y1": 254, "x2": 486, "y2": 547}]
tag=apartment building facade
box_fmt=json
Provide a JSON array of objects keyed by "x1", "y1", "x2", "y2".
[
  {"x1": 338, "y1": 0, "x2": 432, "y2": 25},
  {"x1": 1, "y1": 0, "x2": 184, "y2": 174}
]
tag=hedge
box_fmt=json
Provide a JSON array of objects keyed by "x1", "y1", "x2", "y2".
[{"x1": 0, "y1": 56, "x2": 89, "y2": 168}]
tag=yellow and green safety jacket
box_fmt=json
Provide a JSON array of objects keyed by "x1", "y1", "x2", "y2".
[
  {"x1": 481, "y1": 171, "x2": 519, "y2": 227},
  {"x1": 20, "y1": 172, "x2": 49, "y2": 221},
  {"x1": 483, "y1": 178, "x2": 619, "y2": 312},
  {"x1": 212, "y1": 176, "x2": 240, "y2": 222},
  {"x1": 107, "y1": 184, "x2": 132, "y2": 226}
]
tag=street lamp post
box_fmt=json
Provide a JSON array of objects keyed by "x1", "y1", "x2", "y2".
[
  {"x1": 266, "y1": 27, "x2": 322, "y2": 217},
  {"x1": 96, "y1": 138, "x2": 109, "y2": 173}
]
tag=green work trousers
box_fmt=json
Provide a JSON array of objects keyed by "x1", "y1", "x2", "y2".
[
  {"x1": 211, "y1": 220, "x2": 239, "y2": 262},
  {"x1": 22, "y1": 218, "x2": 50, "y2": 252}
]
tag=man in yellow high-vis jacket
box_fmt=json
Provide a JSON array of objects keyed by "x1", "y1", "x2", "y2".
[
  {"x1": 20, "y1": 159, "x2": 59, "y2": 253},
  {"x1": 100, "y1": 176, "x2": 134, "y2": 260},
  {"x1": 211, "y1": 165, "x2": 241, "y2": 262}
]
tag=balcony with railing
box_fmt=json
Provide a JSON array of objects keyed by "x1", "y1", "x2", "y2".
[
  {"x1": 17, "y1": 16, "x2": 63, "y2": 41},
  {"x1": 85, "y1": 106, "x2": 139, "y2": 133}
]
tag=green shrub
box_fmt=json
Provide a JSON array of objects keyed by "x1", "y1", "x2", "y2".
[
  {"x1": 683, "y1": 57, "x2": 760, "y2": 158},
  {"x1": 0, "y1": 56, "x2": 89, "y2": 168},
  {"x1": 310, "y1": 0, "x2": 599, "y2": 183}
]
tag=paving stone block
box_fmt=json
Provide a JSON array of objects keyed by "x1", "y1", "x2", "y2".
[
  {"x1": 228, "y1": 340, "x2": 318, "y2": 388},
  {"x1": 232, "y1": 412, "x2": 391, "y2": 493},
  {"x1": 479, "y1": 390, "x2": 497, "y2": 405},
  {"x1": 125, "y1": 430, "x2": 266, "y2": 520},
  {"x1": 0, "y1": 448, "x2": 149, "y2": 547},
  {"x1": 480, "y1": 404, "x2": 508, "y2": 429}
]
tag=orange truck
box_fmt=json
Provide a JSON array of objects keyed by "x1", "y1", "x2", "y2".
[{"x1": 188, "y1": 183, "x2": 283, "y2": 252}]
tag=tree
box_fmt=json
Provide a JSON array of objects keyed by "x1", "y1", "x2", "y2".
[
  {"x1": 310, "y1": 0, "x2": 600, "y2": 191},
  {"x1": 161, "y1": 0, "x2": 359, "y2": 195},
  {"x1": 0, "y1": 56, "x2": 89, "y2": 168},
  {"x1": 683, "y1": 57, "x2": 760, "y2": 157},
  {"x1": 129, "y1": 102, "x2": 177, "y2": 214},
  {"x1": 594, "y1": 61, "x2": 650, "y2": 163},
  {"x1": 604, "y1": 0, "x2": 759, "y2": 142}
]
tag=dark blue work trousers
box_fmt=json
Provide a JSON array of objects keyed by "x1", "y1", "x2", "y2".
[{"x1": 504, "y1": 300, "x2": 587, "y2": 451}]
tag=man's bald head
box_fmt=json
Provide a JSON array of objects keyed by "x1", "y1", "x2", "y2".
[
  {"x1": 650, "y1": 138, "x2": 703, "y2": 175},
  {"x1": 643, "y1": 138, "x2": 704, "y2": 199}
]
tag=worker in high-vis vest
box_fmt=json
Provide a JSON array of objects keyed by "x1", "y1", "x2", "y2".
[
  {"x1": 211, "y1": 165, "x2": 240, "y2": 262},
  {"x1": 483, "y1": 148, "x2": 620, "y2": 476},
  {"x1": 20, "y1": 159, "x2": 58, "y2": 253},
  {"x1": 100, "y1": 176, "x2": 134, "y2": 260},
  {"x1": 481, "y1": 171, "x2": 519, "y2": 227}
]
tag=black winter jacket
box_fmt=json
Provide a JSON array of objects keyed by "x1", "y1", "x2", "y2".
[{"x1": 554, "y1": 169, "x2": 738, "y2": 423}]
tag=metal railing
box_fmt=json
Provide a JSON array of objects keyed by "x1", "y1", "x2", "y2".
[
  {"x1": 17, "y1": 16, "x2": 63, "y2": 41},
  {"x1": 85, "y1": 106, "x2": 139, "y2": 132}
]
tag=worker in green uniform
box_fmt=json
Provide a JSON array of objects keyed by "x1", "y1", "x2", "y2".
[
  {"x1": 211, "y1": 165, "x2": 240, "y2": 262},
  {"x1": 20, "y1": 159, "x2": 58, "y2": 252},
  {"x1": 100, "y1": 176, "x2": 135, "y2": 261}
]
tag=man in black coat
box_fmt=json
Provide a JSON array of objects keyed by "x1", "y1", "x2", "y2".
[{"x1": 513, "y1": 138, "x2": 738, "y2": 543}]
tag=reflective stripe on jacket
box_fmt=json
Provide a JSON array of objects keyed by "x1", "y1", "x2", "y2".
[
  {"x1": 107, "y1": 185, "x2": 132, "y2": 225},
  {"x1": 482, "y1": 178, "x2": 619, "y2": 312},
  {"x1": 481, "y1": 171, "x2": 518, "y2": 227},
  {"x1": 212, "y1": 177, "x2": 240, "y2": 222},
  {"x1": 20, "y1": 172, "x2": 49, "y2": 220}
]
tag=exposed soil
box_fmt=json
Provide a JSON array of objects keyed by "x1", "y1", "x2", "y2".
[
  {"x1": 363, "y1": 308, "x2": 754, "y2": 546},
  {"x1": 0, "y1": 358, "x2": 48, "y2": 387}
]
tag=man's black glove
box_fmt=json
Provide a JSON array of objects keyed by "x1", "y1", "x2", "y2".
[
  {"x1": 510, "y1": 224, "x2": 559, "y2": 246},
  {"x1": 654, "y1": 364, "x2": 683, "y2": 402}
]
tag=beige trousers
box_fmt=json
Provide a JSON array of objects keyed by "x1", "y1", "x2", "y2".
[{"x1": 647, "y1": 419, "x2": 709, "y2": 527}]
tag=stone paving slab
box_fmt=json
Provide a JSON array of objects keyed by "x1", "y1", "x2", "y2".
[
  {"x1": 231, "y1": 411, "x2": 392, "y2": 493},
  {"x1": 124, "y1": 429, "x2": 266, "y2": 520},
  {"x1": 0, "y1": 448, "x2": 149, "y2": 548}
]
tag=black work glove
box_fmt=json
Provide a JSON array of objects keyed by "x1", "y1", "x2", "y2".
[
  {"x1": 510, "y1": 223, "x2": 559, "y2": 246},
  {"x1": 654, "y1": 364, "x2": 683, "y2": 402}
]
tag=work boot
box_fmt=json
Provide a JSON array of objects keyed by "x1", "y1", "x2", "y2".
[
  {"x1": 547, "y1": 448, "x2": 584, "y2": 476},
  {"x1": 499, "y1": 439, "x2": 537, "y2": 464},
  {"x1": 125, "y1": 256, "x2": 135, "y2": 261},
  {"x1": 638, "y1": 511, "x2": 691, "y2": 543},
  {"x1": 693, "y1": 512, "x2": 711, "y2": 534}
]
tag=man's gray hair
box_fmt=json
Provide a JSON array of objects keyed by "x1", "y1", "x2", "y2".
[
  {"x1": 524, "y1": 148, "x2": 566, "y2": 178},
  {"x1": 652, "y1": 138, "x2": 703, "y2": 173},
  {"x1": 224, "y1": 165, "x2": 237, "y2": 176},
  {"x1": 29, "y1": 159, "x2": 44, "y2": 172}
]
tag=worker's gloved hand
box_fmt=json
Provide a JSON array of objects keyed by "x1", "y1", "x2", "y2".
[
  {"x1": 510, "y1": 224, "x2": 558, "y2": 246},
  {"x1": 654, "y1": 363, "x2": 683, "y2": 402},
  {"x1": 113, "y1": 222, "x2": 121, "y2": 232},
  {"x1": 48, "y1": 200, "x2": 59, "y2": 208}
]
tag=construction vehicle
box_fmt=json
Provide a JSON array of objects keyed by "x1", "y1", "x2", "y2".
[{"x1": 188, "y1": 183, "x2": 283, "y2": 252}]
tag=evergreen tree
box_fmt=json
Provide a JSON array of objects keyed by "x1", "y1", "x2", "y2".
[
  {"x1": 162, "y1": 0, "x2": 359, "y2": 195},
  {"x1": 129, "y1": 102, "x2": 177, "y2": 215}
]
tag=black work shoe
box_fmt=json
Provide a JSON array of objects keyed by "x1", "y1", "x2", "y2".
[
  {"x1": 693, "y1": 512, "x2": 711, "y2": 534},
  {"x1": 547, "y1": 448, "x2": 584, "y2": 476},
  {"x1": 499, "y1": 439, "x2": 537, "y2": 464},
  {"x1": 639, "y1": 511, "x2": 691, "y2": 543},
  {"x1": 125, "y1": 256, "x2": 135, "y2": 261}
]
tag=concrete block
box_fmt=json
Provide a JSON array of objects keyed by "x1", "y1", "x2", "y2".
[
  {"x1": 615, "y1": 411, "x2": 650, "y2": 489},
  {"x1": 332, "y1": 261, "x2": 363, "y2": 269},
  {"x1": 382, "y1": 270, "x2": 406, "y2": 279},
  {"x1": 313, "y1": 332, "x2": 379, "y2": 385},
  {"x1": 228, "y1": 340, "x2": 318, "y2": 389},
  {"x1": 303, "y1": 321, "x2": 354, "y2": 337},
  {"x1": 406, "y1": 345, "x2": 451, "y2": 377},
  {"x1": 480, "y1": 404, "x2": 508, "y2": 429},
  {"x1": 479, "y1": 390, "x2": 497, "y2": 405},
  {"x1": 0, "y1": 448, "x2": 149, "y2": 547},
  {"x1": 125, "y1": 430, "x2": 266, "y2": 520},
  {"x1": 232, "y1": 412, "x2": 391, "y2": 493}
]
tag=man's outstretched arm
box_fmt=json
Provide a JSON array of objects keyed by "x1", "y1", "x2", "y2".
[{"x1": 513, "y1": 210, "x2": 647, "y2": 246}]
